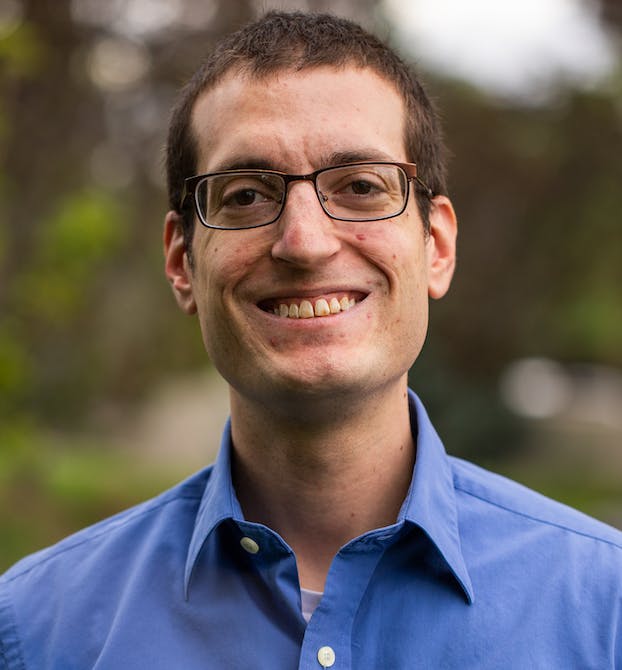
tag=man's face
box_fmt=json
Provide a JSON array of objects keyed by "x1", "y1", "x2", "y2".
[{"x1": 164, "y1": 66, "x2": 456, "y2": 412}]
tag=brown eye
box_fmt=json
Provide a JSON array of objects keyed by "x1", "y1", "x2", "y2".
[
  {"x1": 228, "y1": 189, "x2": 261, "y2": 207},
  {"x1": 350, "y1": 180, "x2": 374, "y2": 195}
]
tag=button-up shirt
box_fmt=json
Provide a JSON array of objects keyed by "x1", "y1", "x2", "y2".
[{"x1": 1, "y1": 391, "x2": 621, "y2": 668}]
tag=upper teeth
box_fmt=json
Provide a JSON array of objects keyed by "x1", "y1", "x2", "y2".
[{"x1": 274, "y1": 296, "x2": 356, "y2": 318}]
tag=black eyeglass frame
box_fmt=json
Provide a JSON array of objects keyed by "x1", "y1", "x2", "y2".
[{"x1": 180, "y1": 161, "x2": 434, "y2": 231}]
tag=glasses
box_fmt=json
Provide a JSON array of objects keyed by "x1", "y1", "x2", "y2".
[{"x1": 181, "y1": 161, "x2": 433, "y2": 230}]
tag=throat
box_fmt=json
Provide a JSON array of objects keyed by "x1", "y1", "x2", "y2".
[{"x1": 229, "y1": 380, "x2": 416, "y2": 580}]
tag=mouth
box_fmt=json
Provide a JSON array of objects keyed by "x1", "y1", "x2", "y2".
[{"x1": 257, "y1": 291, "x2": 368, "y2": 319}]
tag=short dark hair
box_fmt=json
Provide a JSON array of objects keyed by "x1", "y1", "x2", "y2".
[{"x1": 166, "y1": 11, "x2": 447, "y2": 249}]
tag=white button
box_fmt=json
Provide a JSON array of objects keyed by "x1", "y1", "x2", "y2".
[
  {"x1": 239, "y1": 536, "x2": 259, "y2": 554},
  {"x1": 317, "y1": 646, "x2": 336, "y2": 667}
]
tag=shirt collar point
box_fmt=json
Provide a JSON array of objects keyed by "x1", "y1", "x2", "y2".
[{"x1": 457, "y1": 572, "x2": 475, "y2": 605}]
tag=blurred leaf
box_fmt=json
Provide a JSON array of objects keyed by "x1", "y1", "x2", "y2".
[
  {"x1": 0, "y1": 20, "x2": 45, "y2": 78},
  {"x1": 15, "y1": 189, "x2": 127, "y2": 324},
  {"x1": 0, "y1": 320, "x2": 31, "y2": 399},
  {"x1": 558, "y1": 289, "x2": 622, "y2": 359}
]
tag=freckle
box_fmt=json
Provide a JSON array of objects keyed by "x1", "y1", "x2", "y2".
[
  {"x1": 350, "y1": 512, "x2": 355, "y2": 518},
  {"x1": 356, "y1": 234, "x2": 366, "y2": 241}
]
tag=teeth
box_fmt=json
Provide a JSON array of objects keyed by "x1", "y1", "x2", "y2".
[
  {"x1": 299, "y1": 300, "x2": 314, "y2": 318},
  {"x1": 314, "y1": 299, "x2": 330, "y2": 316},
  {"x1": 273, "y1": 296, "x2": 359, "y2": 319}
]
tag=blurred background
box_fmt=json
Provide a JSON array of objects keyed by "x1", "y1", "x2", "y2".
[{"x1": 1, "y1": 0, "x2": 621, "y2": 570}]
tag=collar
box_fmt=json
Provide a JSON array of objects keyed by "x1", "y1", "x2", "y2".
[
  {"x1": 184, "y1": 389, "x2": 474, "y2": 604},
  {"x1": 400, "y1": 390, "x2": 474, "y2": 603},
  {"x1": 184, "y1": 419, "x2": 241, "y2": 596}
]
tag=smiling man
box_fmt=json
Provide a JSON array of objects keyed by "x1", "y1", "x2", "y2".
[
  {"x1": 164, "y1": 55, "x2": 458, "y2": 598},
  {"x1": 1, "y1": 11, "x2": 621, "y2": 670}
]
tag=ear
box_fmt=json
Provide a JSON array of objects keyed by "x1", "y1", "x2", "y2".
[
  {"x1": 426, "y1": 195, "x2": 458, "y2": 299},
  {"x1": 163, "y1": 211, "x2": 197, "y2": 315}
]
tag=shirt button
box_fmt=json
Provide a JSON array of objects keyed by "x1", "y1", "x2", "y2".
[
  {"x1": 239, "y1": 536, "x2": 259, "y2": 554},
  {"x1": 317, "y1": 646, "x2": 336, "y2": 667}
]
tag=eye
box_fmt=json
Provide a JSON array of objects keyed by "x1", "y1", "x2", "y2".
[
  {"x1": 331, "y1": 172, "x2": 388, "y2": 198},
  {"x1": 222, "y1": 188, "x2": 268, "y2": 208},
  {"x1": 218, "y1": 176, "x2": 282, "y2": 210},
  {"x1": 347, "y1": 179, "x2": 378, "y2": 196}
]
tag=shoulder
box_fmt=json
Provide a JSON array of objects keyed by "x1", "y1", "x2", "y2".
[
  {"x1": 448, "y1": 456, "x2": 622, "y2": 651},
  {"x1": 0, "y1": 466, "x2": 213, "y2": 669},
  {"x1": 450, "y1": 455, "x2": 622, "y2": 550},
  {"x1": 2, "y1": 466, "x2": 211, "y2": 586}
]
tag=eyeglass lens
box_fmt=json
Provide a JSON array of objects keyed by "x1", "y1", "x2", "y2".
[{"x1": 194, "y1": 163, "x2": 408, "y2": 229}]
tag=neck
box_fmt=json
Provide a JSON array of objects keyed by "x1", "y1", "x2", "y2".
[{"x1": 229, "y1": 379, "x2": 415, "y2": 591}]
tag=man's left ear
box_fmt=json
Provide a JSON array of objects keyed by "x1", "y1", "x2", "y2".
[{"x1": 426, "y1": 195, "x2": 457, "y2": 299}]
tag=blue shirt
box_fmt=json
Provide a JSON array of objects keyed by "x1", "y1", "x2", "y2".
[{"x1": 1, "y1": 390, "x2": 621, "y2": 669}]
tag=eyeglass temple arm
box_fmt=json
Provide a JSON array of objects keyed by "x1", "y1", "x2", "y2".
[
  {"x1": 401, "y1": 163, "x2": 433, "y2": 199},
  {"x1": 178, "y1": 183, "x2": 192, "y2": 212},
  {"x1": 413, "y1": 176, "x2": 434, "y2": 199}
]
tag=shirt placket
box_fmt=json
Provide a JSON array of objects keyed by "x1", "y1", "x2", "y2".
[{"x1": 298, "y1": 533, "x2": 395, "y2": 670}]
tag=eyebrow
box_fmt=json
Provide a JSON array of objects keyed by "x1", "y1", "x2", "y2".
[
  {"x1": 324, "y1": 149, "x2": 396, "y2": 165},
  {"x1": 210, "y1": 157, "x2": 279, "y2": 172},
  {"x1": 210, "y1": 148, "x2": 397, "y2": 174}
]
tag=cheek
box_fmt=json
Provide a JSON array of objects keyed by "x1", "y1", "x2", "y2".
[
  {"x1": 197, "y1": 238, "x2": 257, "y2": 289},
  {"x1": 352, "y1": 224, "x2": 425, "y2": 289}
]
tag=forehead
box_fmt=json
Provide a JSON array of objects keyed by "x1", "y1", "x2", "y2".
[{"x1": 190, "y1": 65, "x2": 408, "y2": 173}]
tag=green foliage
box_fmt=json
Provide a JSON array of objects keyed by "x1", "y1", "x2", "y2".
[
  {"x1": 0, "y1": 20, "x2": 45, "y2": 78},
  {"x1": 556, "y1": 288, "x2": 622, "y2": 360},
  {"x1": 0, "y1": 319, "x2": 31, "y2": 399},
  {"x1": 0, "y1": 189, "x2": 130, "y2": 426},
  {"x1": 14, "y1": 189, "x2": 127, "y2": 324},
  {"x1": 0, "y1": 205, "x2": 6, "y2": 269}
]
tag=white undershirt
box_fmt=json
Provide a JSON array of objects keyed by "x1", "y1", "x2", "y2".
[{"x1": 300, "y1": 587, "x2": 323, "y2": 623}]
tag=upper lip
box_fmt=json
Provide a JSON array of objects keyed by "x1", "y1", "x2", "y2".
[{"x1": 258, "y1": 287, "x2": 368, "y2": 300}]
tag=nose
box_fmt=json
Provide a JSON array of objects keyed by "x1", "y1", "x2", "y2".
[{"x1": 270, "y1": 181, "x2": 341, "y2": 268}]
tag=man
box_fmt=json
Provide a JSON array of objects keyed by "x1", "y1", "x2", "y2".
[{"x1": 1, "y1": 11, "x2": 621, "y2": 669}]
